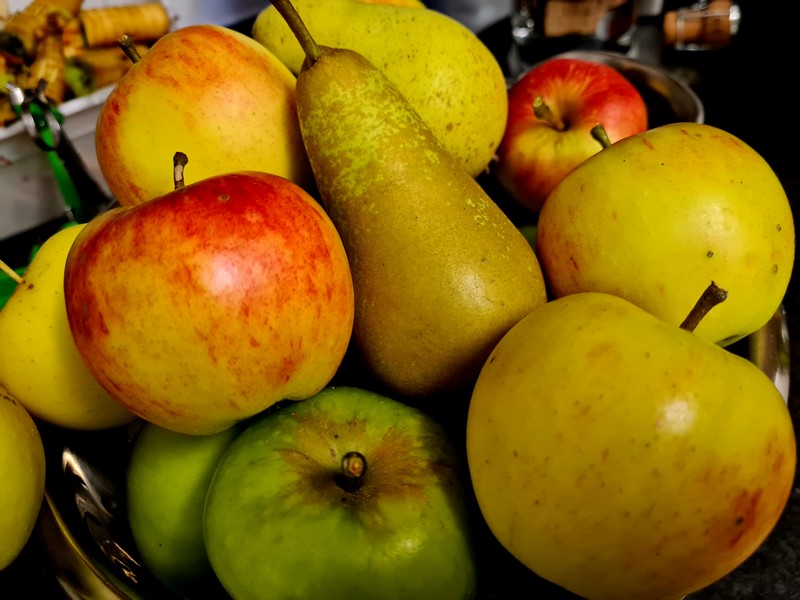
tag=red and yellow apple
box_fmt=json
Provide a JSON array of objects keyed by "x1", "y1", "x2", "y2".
[
  {"x1": 64, "y1": 171, "x2": 354, "y2": 435},
  {"x1": 95, "y1": 24, "x2": 312, "y2": 207},
  {"x1": 494, "y1": 57, "x2": 648, "y2": 212}
]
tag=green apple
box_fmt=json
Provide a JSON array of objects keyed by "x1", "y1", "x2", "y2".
[
  {"x1": 466, "y1": 290, "x2": 796, "y2": 599},
  {"x1": 0, "y1": 385, "x2": 46, "y2": 569},
  {"x1": 126, "y1": 421, "x2": 240, "y2": 595},
  {"x1": 204, "y1": 386, "x2": 479, "y2": 599}
]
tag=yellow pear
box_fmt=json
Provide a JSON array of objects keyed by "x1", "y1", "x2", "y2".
[
  {"x1": 252, "y1": 0, "x2": 508, "y2": 177},
  {"x1": 0, "y1": 225, "x2": 137, "y2": 430}
]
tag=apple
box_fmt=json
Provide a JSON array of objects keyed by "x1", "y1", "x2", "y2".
[
  {"x1": 0, "y1": 385, "x2": 46, "y2": 569},
  {"x1": 126, "y1": 421, "x2": 240, "y2": 595},
  {"x1": 494, "y1": 56, "x2": 648, "y2": 212},
  {"x1": 64, "y1": 170, "x2": 355, "y2": 435},
  {"x1": 95, "y1": 24, "x2": 312, "y2": 207},
  {"x1": 0, "y1": 225, "x2": 137, "y2": 431},
  {"x1": 204, "y1": 386, "x2": 479, "y2": 599},
  {"x1": 536, "y1": 122, "x2": 795, "y2": 346},
  {"x1": 466, "y1": 290, "x2": 796, "y2": 599}
]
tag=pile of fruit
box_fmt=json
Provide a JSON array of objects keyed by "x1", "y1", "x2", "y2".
[{"x1": 0, "y1": 0, "x2": 796, "y2": 598}]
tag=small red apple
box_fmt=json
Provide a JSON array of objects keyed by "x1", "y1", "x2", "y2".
[{"x1": 494, "y1": 56, "x2": 648, "y2": 212}]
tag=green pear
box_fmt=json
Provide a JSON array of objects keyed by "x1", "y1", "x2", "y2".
[
  {"x1": 536, "y1": 122, "x2": 795, "y2": 347},
  {"x1": 466, "y1": 287, "x2": 796, "y2": 599},
  {"x1": 269, "y1": 0, "x2": 547, "y2": 397},
  {"x1": 252, "y1": 0, "x2": 508, "y2": 178}
]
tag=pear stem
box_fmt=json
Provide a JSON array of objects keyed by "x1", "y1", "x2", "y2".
[
  {"x1": 336, "y1": 451, "x2": 367, "y2": 493},
  {"x1": 533, "y1": 96, "x2": 565, "y2": 131},
  {"x1": 173, "y1": 152, "x2": 188, "y2": 189},
  {"x1": 0, "y1": 259, "x2": 24, "y2": 285},
  {"x1": 118, "y1": 34, "x2": 141, "y2": 63},
  {"x1": 269, "y1": 0, "x2": 323, "y2": 67},
  {"x1": 680, "y1": 281, "x2": 728, "y2": 332},
  {"x1": 591, "y1": 124, "x2": 612, "y2": 149}
]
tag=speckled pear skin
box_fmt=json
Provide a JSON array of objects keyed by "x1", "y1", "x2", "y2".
[
  {"x1": 252, "y1": 0, "x2": 508, "y2": 178},
  {"x1": 296, "y1": 46, "x2": 547, "y2": 397}
]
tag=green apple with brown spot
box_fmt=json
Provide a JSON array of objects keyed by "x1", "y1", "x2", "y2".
[{"x1": 204, "y1": 386, "x2": 479, "y2": 599}]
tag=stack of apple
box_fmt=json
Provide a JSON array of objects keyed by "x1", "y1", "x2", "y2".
[{"x1": 0, "y1": 0, "x2": 796, "y2": 598}]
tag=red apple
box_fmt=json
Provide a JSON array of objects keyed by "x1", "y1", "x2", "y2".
[
  {"x1": 64, "y1": 171, "x2": 354, "y2": 435},
  {"x1": 494, "y1": 57, "x2": 648, "y2": 212}
]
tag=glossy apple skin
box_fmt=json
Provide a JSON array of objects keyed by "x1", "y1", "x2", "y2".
[
  {"x1": 536, "y1": 122, "x2": 795, "y2": 346},
  {"x1": 466, "y1": 293, "x2": 796, "y2": 600},
  {"x1": 494, "y1": 57, "x2": 648, "y2": 212},
  {"x1": 204, "y1": 386, "x2": 479, "y2": 599},
  {"x1": 95, "y1": 24, "x2": 312, "y2": 207},
  {"x1": 64, "y1": 172, "x2": 354, "y2": 435}
]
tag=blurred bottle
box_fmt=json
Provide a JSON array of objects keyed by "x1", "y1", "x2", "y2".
[{"x1": 663, "y1": 0, "x2": 741, "y2": 50}]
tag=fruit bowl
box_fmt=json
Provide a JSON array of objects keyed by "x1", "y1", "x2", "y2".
[{"x1": 26, "y1": 304, "x2": 790, "y2": 599}]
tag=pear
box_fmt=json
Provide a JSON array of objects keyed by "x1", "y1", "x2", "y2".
[
  {"x1": 252, "y1": 0, "x2": 508, "y2": 178},
  {"x1": 536, "y1": 122, "x2": 795, "y2": 347},
  {"x1": 466, "y1": 285, "x2": 796, "y2": 599},
  {"x1": 0, "y1": 225, "x2": 136, "y2": 430},
  {"x1": 268, "y1": 0, "x2": 547, "y2": 398}
]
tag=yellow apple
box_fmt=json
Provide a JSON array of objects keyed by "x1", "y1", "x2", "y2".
[
  {"x1": 0, "y1": 385, "x2": 46, "y2": 569},
  {"x1": 95, "y1": 24, "x2": 312, "y2": 207}
]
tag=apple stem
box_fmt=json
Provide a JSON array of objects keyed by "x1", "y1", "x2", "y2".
[
  {"x1": 173, "y1": 152, "x2": 188, "y2": 189},
  {"x1": 0, "y1": 259, "x2": 24, "y2": 285},
  {"x1": 533, "y1": 96, "x2": 565, "y2": 132},
  {"x1": 679, "y1": 281, "x2": 728, "y2": 332},
  {"x1": 336, "y1": 451, "x2": 367, "y2": 493},
  {"x1": 269, "y1": 0, "x2": 323, "y2": 67},
  {"x1": 118, "y1": 34, "x2": 142, "y2": 64},
  {"x1": 590, "y1": 124, "x2": 612, "y2": 149}
]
